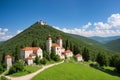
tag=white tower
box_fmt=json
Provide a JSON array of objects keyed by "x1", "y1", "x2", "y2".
[
  {"x1": 5, "y1": 55, "x2": 12, "y2": 70},
  {"x1": 46, "y1": 35, "x2": 52, "y2": 54},
  {"x1": 57, "y1": 35, "x2": 62, "y2": 48}
]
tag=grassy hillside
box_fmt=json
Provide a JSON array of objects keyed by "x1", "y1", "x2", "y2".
[
  {"x1": 32, "y1": 63, "x2": 120, "y2": 80},
  {"x1": 105, "y1": 39, "x2": 120, "y2": 52}
]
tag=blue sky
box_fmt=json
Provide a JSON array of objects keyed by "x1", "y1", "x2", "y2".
[{"x1": 0, "y1": 0, "x2": 120, "y2": 41}]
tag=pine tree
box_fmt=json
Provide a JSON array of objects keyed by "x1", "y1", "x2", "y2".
[
  {"x1": 50, "y1": 47, "x2": 56, "y2": 60},
  {"x1": 96, "y1": 52, "x2": 109, "y2": 66},
  {"x1": 14, "y1": 46, "x2": 20, "y2": 62},
  {"x1": 32, "y1": 39, "x2": 39, "y2": 47},
  {"x1": 82, "y1": 47, "x2": 90, "y2": 61},
  {"x1": 43, "y1": 51, "x2": 51, "y2": 61}
]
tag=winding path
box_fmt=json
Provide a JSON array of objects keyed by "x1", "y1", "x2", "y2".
[{"x1": 5, "y1": 61, "x2": 64, "y2": 80}]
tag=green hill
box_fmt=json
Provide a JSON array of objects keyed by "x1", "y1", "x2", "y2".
[
  {"x1": 68, "y1": 34, "x2": 106, "y2": 49},
  {"x1": 32, "y1": 63, "x2": 120, "y2": 80},
  {"x1": 105, "y1": 39, "x2": 120, "y2": 52},
  {"x1": 0, "y1": 22, "x2": 111, "y2": 60}
]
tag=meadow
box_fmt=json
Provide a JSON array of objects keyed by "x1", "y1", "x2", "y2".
[
  {"x1": 32, "y1": 62, "x2": 120, "y2": 80},
  {"x1": 9, "y1": 65, "x2": 41, "y2": 77}
]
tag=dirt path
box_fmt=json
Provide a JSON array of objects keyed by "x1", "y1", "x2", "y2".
[{"x1": 5, "y1": 61, "x2": 64, "y2": 80}]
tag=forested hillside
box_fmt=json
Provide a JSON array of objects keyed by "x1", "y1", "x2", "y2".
[{"x1": 105, "y1": 39, "x2": 120, "y2": 52}]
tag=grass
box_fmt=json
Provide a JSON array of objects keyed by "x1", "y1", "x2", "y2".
[
  {"x1": 9, "y1": 65, "x2": 41, "y2": 77},
  {"x1": 32, "y1": 62, "x2": 120, "y2": 80}
]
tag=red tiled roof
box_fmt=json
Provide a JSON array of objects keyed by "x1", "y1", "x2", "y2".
[
  {"x1": 29, "y1": 53, "x2": 36, "y2": 57},
  {"x1": 65, "y1": 49, "x2": 72, "y2": 53},
  {"x1": 75, "y1": 54, "x2": 82, "y2": 57},
  {"x1": 52, "y1": 43, "x2": 59, "y2": 47},
  {"x1": 22, "y1": 47, "x2": 40, "y2": 50},
  {"x1": 5, "y1": 55, "x2": 11, "y2": 58}
]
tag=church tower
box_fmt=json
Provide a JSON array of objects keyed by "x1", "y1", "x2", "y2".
[
  {"x1": 46, "y1": 35, "x2": 52, "y2": 54},
  {"x1": 57, "y1": 35, "x2": 62, "y2": 48}
]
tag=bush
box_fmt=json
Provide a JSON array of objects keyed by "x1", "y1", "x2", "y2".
[
  {"x1": 40, "y1": 58, "x2": 47, "y2": 65},
  {"x1": 8, "y1": 61, "x2": 24, "y2": 74},
  {"x1": 90, "y1": 63, "x2": 100, "y2": 69},
  {"x1": 53, "y1": 55, "x2": 60, "y2": 62},
  {"x1": 0, "y1": 76, "x2": 8, "y2": 80}
]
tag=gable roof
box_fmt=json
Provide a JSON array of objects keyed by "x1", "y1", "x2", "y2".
[
  {"x1": 52, "y1": 43, "x2": 59, "y2": 47},
  {"x1": 22, "y1": 47, "x2": 40, "y2": 50},
  {"x1": 65, "y1": 49, "x2": 72, "y2": 53},
  {"x1": 75, "y1": 54, "x2": 82, "y2": 57},
  {"x1": 5, "y1": 55, "x2": 11, "y2": 58}
]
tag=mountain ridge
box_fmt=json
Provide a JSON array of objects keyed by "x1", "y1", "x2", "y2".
[
  {"x1": 105, "y1": 39, "x2": 120, "y2": 52},
  {"x1": 89, "y1": 36, "x2": 120, "y2": 43}
]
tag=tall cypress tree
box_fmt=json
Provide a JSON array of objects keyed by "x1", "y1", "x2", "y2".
[
  {"x1": 50, "y1": 47, "x2": 56, "y2": 60},
  {"x1": 14, "y1": 46, "x2": 20, "y2": 62}
]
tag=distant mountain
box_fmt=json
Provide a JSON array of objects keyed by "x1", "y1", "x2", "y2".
[
  {"x1": 68, "y1": 34, "x2": 106, "y2": 49},
  {"x1": 105, "y1": 39, "x2": 120, "y2": 52},
  {"x1": 0, "y1": 41, "x2": 4, "y2": 45},
  {"x1": 89, "y1": 36, "x2": 120, "y2": 43},
  {"x1": 0, "y1": 22, "x2": 111, "y2": 57}
]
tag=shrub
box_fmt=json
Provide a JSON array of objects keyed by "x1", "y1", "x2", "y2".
[
  {"x1": 8, "y1": 61, "x2": 24, "y2": 74},
  {"x1": 40, "y1": 58, "x2": 47, "y2": 65},
  {"x1": 0, "y1": 76, "x2": 8, "y2": 80}
]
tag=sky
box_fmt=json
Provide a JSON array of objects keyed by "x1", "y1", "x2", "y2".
[{"x1": 0, "y1": 0, "x2": 120, "y2": 41}]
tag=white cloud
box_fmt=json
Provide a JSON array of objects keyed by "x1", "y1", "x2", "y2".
[
  {"x1": 82, "y1": 22, "x2": 92, "y2": 29},
  {"x1": 17, "y1": 30, "x2": 23, "y2": 34},
  {"x1": 3, "y1": 28, "x2": 8, "y2": 32},
  {"x1": 0, "y1": 35, "x2": 13, "y2": 41},
  {"x1": 107, "y1": 13, "x2": 120, "y2": 27},
  {"x1": 94, "y1": 22, "x2": 111, "y2": 30},
  {"x1": 0, "y1": 28, "x2": 13, "y2": 41},
  {"x1": 0, "y1": 28, "x2": 9, "y2": 35},
  {"x1": 53, "y1": 13, "x2": 120, "y2": 37}
]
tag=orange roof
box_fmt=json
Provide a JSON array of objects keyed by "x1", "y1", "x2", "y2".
[
  {"x1": 29, "y1": 53, "x2": 36, "y2": 57},
  {"x1": 65, "y1": 49, "x2": 72, "y2": 53},
  {"x1": 75, "y1": 54, "x2": 82, "y2": 57},
  {"x1": 52, "y1": 43, "x2": 59, "y2": 47},
  {"x1": 22, "y1": 47, "x2": 40, "y2": 50},
  {"x1": 5, "y1": 55, "x2": 11, "y2": 58}
]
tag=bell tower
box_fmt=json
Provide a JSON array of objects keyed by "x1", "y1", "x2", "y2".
[
  {"x1": 57, "y1": 35, "x2": 62, "y2": 48},
  {"x1": 46, "y1": 34, "x2": 52, "y2": 54}
]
